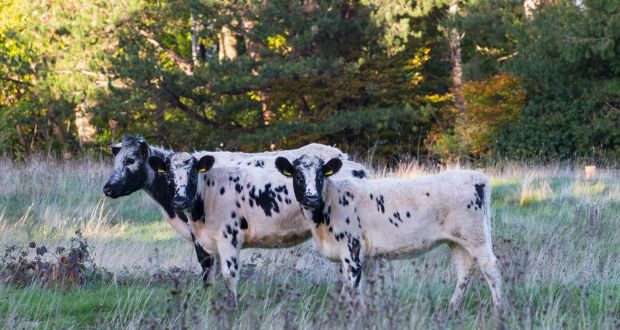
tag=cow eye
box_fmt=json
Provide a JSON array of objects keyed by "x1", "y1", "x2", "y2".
[{"x1": 124, "y1": 158, "x2": 135, "y2": 165}]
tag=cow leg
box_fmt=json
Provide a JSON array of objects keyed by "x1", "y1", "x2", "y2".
[
  {"x1": 468, "y1": 245, "x2": 505, "y2": 328},
  {"x1": 340, "y1": 237, "x2": 364, "y2": 304},
  {"x1": 216, "y1": 239, "x2": 241, "y2": 308},
  {"x1": 194, "y1": 243, "x2": 215, "y2": 287},
  {"x1": 447, "y1": 242, "x2": 475, "y2": 315}
]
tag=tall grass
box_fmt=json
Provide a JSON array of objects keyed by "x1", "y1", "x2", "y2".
[{"x1": 0, "y1": 156, "x2": 618, "y2": 329}]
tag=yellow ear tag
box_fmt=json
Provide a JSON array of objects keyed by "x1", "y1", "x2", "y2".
[
  {"x1": 283, "y1": 170, "x2": 292, "y2": 176},
  {"x1": 157, "y1": 168, "x2": 166, "y2": 174},
  {"x1": 324, "y1": 170, "x2": 334, "y2": 176},
  {"x1": 198, "y1": 168, "x2": 207, "y2": 173}
]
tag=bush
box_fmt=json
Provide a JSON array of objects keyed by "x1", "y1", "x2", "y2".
[
  {"x1": 498, "y1": 0, "x2": 620, "y2": 161},
  {"x1": 429, "y1": 73, "x2": 525, "y2": 161},
  {"x1": 0, "y1": 230, "x2": 100, "y2": 288}
]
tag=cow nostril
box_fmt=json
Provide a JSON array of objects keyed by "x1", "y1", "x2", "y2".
[
  {"x1": 174, "y1": 198, "x2": 189, "y2": 209},
  {"x1": 103, "y1": 185, "x2": 113, "y2": 195},
  {"x1": 304, "y1": 195, "x2": 319, "y2": 206}
]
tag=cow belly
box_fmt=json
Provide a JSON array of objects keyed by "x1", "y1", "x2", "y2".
[
  {"x1": 366, "y1": 227, "x2": 445, "y2": 259},
  {"x1": 243, "y1": 231, "x2": 311, "y2": 248},
  {"x1": 371, "y1": 240, "x2": 446, "y2": 259}
]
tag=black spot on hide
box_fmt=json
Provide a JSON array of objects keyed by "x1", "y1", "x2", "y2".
[
  {"x1": 474, "y1": 183, "x2": 485, "y2": 209},
  {"x1": 249, "y1": 183, "x2": 281, "y2": 217},
  {"x1": 375, "y1": 195, "x2": 385, "y2": 213},
  {"x1": 239, "y1": 217, "x2": 248, "y2": 230},
  {"x1": 352, "y1": 169, "x2": 366, "y2": 179},
  {"x1": 191, "y1": 196, "x2": 205, "y2": 222}
]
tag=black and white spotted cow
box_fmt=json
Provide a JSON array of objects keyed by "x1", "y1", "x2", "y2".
[
  {"x1": 275, "y1": 155, "x2": 504, "y2": 319},
  {"x1": 102, "y1": 135, "x2": 357, "y2": 288},
  {"x1": 148, "y1": 152, "x2": 369, "y2": 307},
  {"x1": 103, "y1": 135, "x2": 218, "y2": 285}
]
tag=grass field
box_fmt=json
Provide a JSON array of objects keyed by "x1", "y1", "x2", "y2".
[{"x1": 0, "y1": 157, "x2": 619, "y2": 329}]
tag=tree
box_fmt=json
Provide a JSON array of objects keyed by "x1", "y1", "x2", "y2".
[
  {"x1": 500, "y1": 0, "x2": 620, "y2": 160},
  {"x1": 89, "y1": 0, "x2": 435, "y2": 159},
  {"x1": 448, "y1": 0, "x2": 465, "y2": 114},
  {"x1": 0, "y1": 0, "x2": 116, "y2": 157}
]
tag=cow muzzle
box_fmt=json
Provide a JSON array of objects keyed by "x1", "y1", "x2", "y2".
[
  {"x1": 103, "y1": 183, "x2": 118, "y2": 198},
  {"x1": 174, "y1": 197, "x2": 189, "y2": 210},
  {"x1": 302, "y1": 195, "x2": 320, "y2": 208}
]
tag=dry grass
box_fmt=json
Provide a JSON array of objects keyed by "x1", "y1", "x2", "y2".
[{"x1": 0, "y1": 156, "x2": 619, "y2": 329}]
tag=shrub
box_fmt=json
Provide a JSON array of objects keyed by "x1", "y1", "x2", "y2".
[
  {"x1": 0, "y1": 230, "x2": 99, "y2": 288},
  {"x1": 429, "y1": 73, "x2": 525, "y2": 161}
]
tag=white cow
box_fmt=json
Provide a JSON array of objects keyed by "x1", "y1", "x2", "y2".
[
  {"x1": 147, "y1": 152, "x2": 369, "y2": 307},
  {"x1": 275, "y1": 155, "x2": 504, "y2": 320}
]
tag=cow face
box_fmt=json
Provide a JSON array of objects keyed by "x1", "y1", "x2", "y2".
[
  {"x1": 275, "y1": 155, "x2": 342, "y2": 209},
  {"x1": 103, "y1": 135, "x2": 150, "y2": 198},
  {"x1": 149, "y1": 153, "x2": 214, "y2": 211}
]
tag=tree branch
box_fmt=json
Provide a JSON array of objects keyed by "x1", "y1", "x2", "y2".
[
  {"x1": 161, "y1": 85, "x2": 220, "y2": 127},
  {"x1": 138, "y1": 29, "x2": 193, "y2": 76},
  {"x1": 2, "y1": 76, "x2": 33, "y2": 86}
]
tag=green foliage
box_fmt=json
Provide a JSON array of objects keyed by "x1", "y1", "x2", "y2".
[
  {"x1": 499, "y1": 0, "x2": 620, "y2": 161},
  {"x1": 228, "y1": 105, "x2": 433, "y2": 162},
  {"x1": 1, "y1": 0, "x2": 619, "y2": 161},
  {"x1": 0, "y1": 0, "x2": 121, "y2": 157},
  {"x1": 86, "y1": 0, "x2": 437, "y2": 159}
]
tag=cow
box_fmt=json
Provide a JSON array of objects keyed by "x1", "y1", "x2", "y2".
[
  {"x1": 147, "y1": 152, "x2": 369, "y2": 307},
  {"x1": 102, "y1": 135, "x2": 357, "y2": 287},
  {"x1": 275, "y1": 155, "x2": 505, "y2": 322},
  {"x1": 102, "y1": 135, "x2": 216, "y2": 284}
]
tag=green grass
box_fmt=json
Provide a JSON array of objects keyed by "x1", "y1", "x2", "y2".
[
  {"x1": 1, "y1": 158, "x2": 619, "y2": 329},
  {"x1": 1, "y1": 283, "x2": 158, "y2": 328}
]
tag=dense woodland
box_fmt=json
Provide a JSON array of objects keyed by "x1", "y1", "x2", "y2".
[{"x1": 1, "y1": 0, "x2": 619, "y2": 162}]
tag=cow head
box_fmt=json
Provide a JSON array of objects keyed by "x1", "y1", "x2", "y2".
[
  {"x1": 149, "y1": 152, "x2": 214, "y2": 211},
  {"x1": 275, "y1": 155, "x2": 342, "y2": 210},
  {"x1": 103, "y1": 135, "x2": 151, "y2": 198}
]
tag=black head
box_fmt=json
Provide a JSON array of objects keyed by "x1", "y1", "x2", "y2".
[
  {"x1": 275, "y1": 155, "x2": 342, "y2": 209},
  {"x1": 103, "y1": 135, "x2": 150, "y2": 198},
  {"x1": 149, "y1": 153, "x2": 214, "y2": 211}
]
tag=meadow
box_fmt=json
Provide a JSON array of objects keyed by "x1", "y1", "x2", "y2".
[{"x1": 0, "y1": 156, "x2": 618, "y2": 329}]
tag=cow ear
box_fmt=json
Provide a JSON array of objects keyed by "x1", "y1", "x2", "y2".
[
  {"x1": 275, "y1": 157, "x2": 294, "y2": 177},
  {"x1": 197, "y1": 155, "x2": 215, "y2": 173},
  {"x1": 148, "y1": 156, "x2": 166, "y2": 174},
  {"x1": 110, "y1": 143, "x2": 122, "y2": 156},
  {"x1": 138, "y1": 139, "x2": 149, "y2": 159},
  {"x1": 323, "y1": 158, "x2": 342, "y2": 177}
]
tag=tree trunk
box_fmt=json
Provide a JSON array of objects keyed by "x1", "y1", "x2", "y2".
[
  {"x1": 75, "y1": 103, "x2": 96, "y2": 147},
  {"x1": 448, "y1": 0, "x2": 465, "y2": 115},
  {"x1": 242, "y1": 12, "x2": 273, "y2": 126},
  {"x1": 298, "y1": 94, "x2": 310, "y2": 114},
  {"x1": 15, "y1": 125, "x2": 27, "y2": 149},
  {"x1": 218, "y1": 25, "x2": 238, "y2": 60},
  {"x1": 190, "y1": 12, "x2": 198, "y2": 67}
]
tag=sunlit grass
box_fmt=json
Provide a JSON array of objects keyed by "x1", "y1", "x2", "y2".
[{"x1": 0, "y1": 157, "x2": 619, "y2": 328}]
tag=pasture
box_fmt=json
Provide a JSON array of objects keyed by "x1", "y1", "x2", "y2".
[{"x1": 0, "y1": 157, "x2": 618, "y2": 329}]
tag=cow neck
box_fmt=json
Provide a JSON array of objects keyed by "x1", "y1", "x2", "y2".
[
  {"x1": 143, "y1": 146, "x2": 177, "y2": 219},
  {"x1": 310, "y1": 198, "x2": 326, "y2": 227},
  {"x1": 314, "y1": 180, "x2": 336, "y2": 227},
  {"x1": 187, "y1": 172, "x2": 206, "y2": 222}
]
